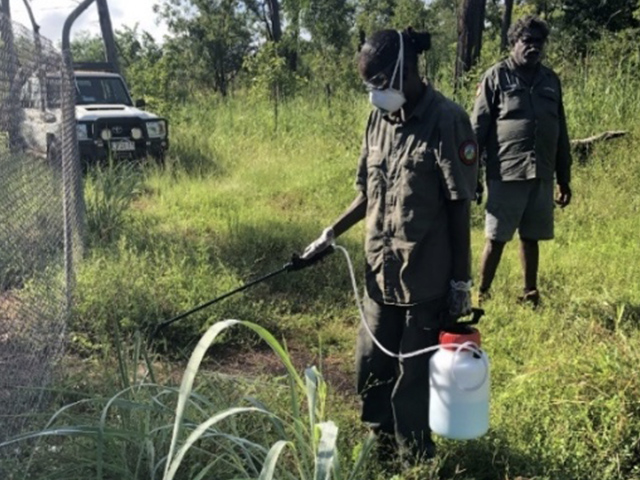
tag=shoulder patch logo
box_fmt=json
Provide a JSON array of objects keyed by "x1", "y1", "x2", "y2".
[{"x1": 459, "y1": 140, "x2": 478, "y2": 165}]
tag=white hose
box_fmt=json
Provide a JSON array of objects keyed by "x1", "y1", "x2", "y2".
[{"x1": 335, "y1": 244, "x2": 489, "y2": 391}]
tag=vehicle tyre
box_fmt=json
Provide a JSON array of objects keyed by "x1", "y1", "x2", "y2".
[{"x1": 46, "y1": 139, "x2": 61, "y2": 171}]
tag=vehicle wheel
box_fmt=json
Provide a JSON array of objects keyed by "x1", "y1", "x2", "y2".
[{"x1": 46, "y1": 140, "x2": 61, "y2": 170}]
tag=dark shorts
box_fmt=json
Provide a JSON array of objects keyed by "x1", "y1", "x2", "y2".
[{"x1": 485, "y1": 178, "x2": 554, "y2": 242}]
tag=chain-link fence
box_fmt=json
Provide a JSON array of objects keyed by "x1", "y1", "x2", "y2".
[{"x1": 0, "y1": 11, "x2": 84, "y2": 453}]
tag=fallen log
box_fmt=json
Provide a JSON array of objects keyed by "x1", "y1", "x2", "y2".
[{"x1": 571, "y1": 130, "x2": 628, "y2": 163}]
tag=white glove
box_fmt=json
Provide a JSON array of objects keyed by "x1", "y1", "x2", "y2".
[
  {"x1": 302, "y1": 227, "x2": 335, "y2": 259},
  {"x1": 448, "y1": 279, "x2": 472, "y2": 318}
]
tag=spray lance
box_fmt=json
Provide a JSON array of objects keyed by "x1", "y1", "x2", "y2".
[{"x1": 150, "y1": 246, "x2": 336, "y2": 339}]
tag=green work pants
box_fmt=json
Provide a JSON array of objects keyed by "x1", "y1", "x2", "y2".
[{"x1": 355, "y1": 295, "x2": 447, "y2": 456}]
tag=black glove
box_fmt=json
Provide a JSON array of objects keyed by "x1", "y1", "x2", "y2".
[
  {"x1": 555, "y1": 183, "x2": 572, "y2": 208},
  {"x1": 448, "y1": 280, "x2": 473, "y2": 318}
]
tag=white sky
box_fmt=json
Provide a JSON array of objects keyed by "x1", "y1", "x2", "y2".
[{"x1": 10, "y1": 0, "x2": 169, "y2": 44}]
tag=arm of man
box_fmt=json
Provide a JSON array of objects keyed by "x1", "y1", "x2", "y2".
[
  {"x1": 471, "y1": 70, "x2": 497, "y2": 202},
  {"x1": 555, "y1": 80, "x2": 573, "y2": 207},
  {"x1": 471, "y1": 70, "x2": 497, "y2": 157},
  {"x1": 331, "y1": 192, "x2": 367, "y2": 236},
  {"x1": 446, "y1": 199, "x2": 471, "y2": 281},
  {"x1": 437, "y1": 107, "x2": 479, "y2": 316}
]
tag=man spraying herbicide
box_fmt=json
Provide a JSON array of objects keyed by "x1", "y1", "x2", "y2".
[
  {"x1": 473, "y1": 15, "x2": 573, "y2": 307},
  {"x1": 302, "y1": 27, "x2": 478, "y2": 464}
]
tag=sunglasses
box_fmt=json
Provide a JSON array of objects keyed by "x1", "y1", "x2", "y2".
[{"x1": 363, "y1": 63, "x2": 409, "y2": 91}]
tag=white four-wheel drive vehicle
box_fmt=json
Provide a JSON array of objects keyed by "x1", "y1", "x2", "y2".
[{"x1": 21, "y1": 66, "x2": 169, "y2": 169}]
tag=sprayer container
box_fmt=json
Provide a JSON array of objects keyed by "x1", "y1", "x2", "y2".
[{"x1": 429, "y1": 327, "x2": 490, "y2": 440}]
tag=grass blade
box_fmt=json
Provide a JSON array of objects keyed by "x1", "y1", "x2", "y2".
[
  {"x1": 258, "y1": 440, "x2": 291, "y2": 480},
  {"x1": 314, "y1": 421, "x2": 338, "y2": 480},
  {"x1": 164, "y1": 406, "x2": 270, "y2": 480},
  {"x1": 163, "y1": 319, "x2": 241, "y2": 479},
  {"x1": 346, "y1": 434, "x2": 376, "y2": 480},
  {"x1": 306, "y1": 368, "x2": 319, "y2": 437}
]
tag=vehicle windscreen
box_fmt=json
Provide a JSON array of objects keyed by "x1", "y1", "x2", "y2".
[{"x1": 75, "y1": 77, "x2": 132, "y2": 106}]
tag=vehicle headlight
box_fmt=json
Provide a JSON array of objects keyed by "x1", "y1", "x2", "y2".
[
  {"x1": 76, "y1": 123, "x2": 89, "y2": 140},
  {"x1": 131, "y1": 127, "x2": 143, "y2": 140},
  {"x1": 100, "y1": 128, "x2": 112, "y2": 141},
  {"x1": 146, "y1": 120, "x2": 166, "y2": 138}
]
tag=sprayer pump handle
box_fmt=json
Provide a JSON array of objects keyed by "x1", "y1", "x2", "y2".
[{"x1": 456, "y1": 307, "x2": 485, "y2": 326}]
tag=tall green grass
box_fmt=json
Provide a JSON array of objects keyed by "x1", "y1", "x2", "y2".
[
  {"x1": 1, "y1": 321, "x2": 375, "y2": 480},
  {"x1": 84, "y1": 160, "x2": 145, "y2": 247}
]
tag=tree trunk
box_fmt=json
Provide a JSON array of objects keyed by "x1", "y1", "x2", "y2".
[
  {"x1": 266, "y1": 0, "x2": 282, "y2": 42},
  {"x1": 455, "y1": 0, "x2": 487, "y2": 89},
  {"x1": 285, "y1": 2, "x2": 299, "y2": 72},
  {"x1": 265, "y1": 0, "x2": 298, "y2": 72},
  {"x1": 500, "y1": 0, "x2": 514, "y2": 52}
]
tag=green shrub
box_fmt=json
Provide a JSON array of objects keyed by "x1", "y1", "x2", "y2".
[{"x1": 85, "y1": 160, "x2": 144, "y2": 247}]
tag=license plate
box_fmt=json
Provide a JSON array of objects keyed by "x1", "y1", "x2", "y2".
[{"x1": 111, "y1": 140, "x2": 135, "y2": 152}]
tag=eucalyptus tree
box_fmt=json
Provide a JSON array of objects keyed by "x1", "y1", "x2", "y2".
[
  {"x1": 70, "y1": 31, "x2": 105, "y2": 63},
  {"x1": 514, "y1": 0, "x2": 638, "y2": 36},
  {"x1": 455, "y1": 0, "x2": 487, "y2": 88},
  {"x1": 500, "y1": 0, "x2": 514, "y2": 50},
  {"x1": 501, "y1": 0, "x2": 639, "y2": 53},
  {"x1": 300, "y1": 0, "x2": 355, "y2": 97},
  {"x1": 560, "y1": 0, "x2": 639, "y2": 47},
  {"x1": 154, "y1": 0, "x2": 254, "y2": 96},
  {"x1": 354, "y1": 0, "x2": 396, "y2": 39}
]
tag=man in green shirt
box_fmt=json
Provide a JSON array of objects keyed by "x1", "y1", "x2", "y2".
[
  {"x1": 472, "y1": 15, "x2": 572, "y2": 306},
  {"x1": 302, "y1": 28, "x2": 478, "y2": 463}
]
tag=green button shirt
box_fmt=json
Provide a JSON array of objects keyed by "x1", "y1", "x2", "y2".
[
  {"x1": 355, "y1": 84, "x2": 478, "y2": 306},
  {"x1": 472, "y1": 58, "x2": 572, "y2": 184}
]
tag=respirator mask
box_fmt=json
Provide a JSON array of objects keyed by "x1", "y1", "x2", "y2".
[{"x1": 367, "y1": 31, "x2": 406, "y2": 114}]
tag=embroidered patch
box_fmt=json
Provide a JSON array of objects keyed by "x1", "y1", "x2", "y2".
[{"x1": 459, "y1": 140, "x2": 478, "y2": 165}]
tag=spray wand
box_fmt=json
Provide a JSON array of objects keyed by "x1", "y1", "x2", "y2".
[{"x1": 150, "y1": 247, "x2": 335, "y2": 339}]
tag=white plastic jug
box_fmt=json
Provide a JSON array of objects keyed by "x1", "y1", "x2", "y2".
[{"x1": 429, "y1": 326, "x2": 490, "y2": 440}]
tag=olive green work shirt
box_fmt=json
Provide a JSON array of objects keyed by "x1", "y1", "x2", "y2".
[
  {"x1": 355, "y1": 84, "x2": 478, "y2": 306},
  {"x1": 472, "y1": 58, "x2": 572, "y2": 185}
]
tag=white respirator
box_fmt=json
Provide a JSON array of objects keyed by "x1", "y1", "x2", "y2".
[{"x1": 369, "y1": 31, "x2": 406, "y2": 114}]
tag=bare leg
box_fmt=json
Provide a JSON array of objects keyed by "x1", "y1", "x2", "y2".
[
  {"x1": 519, "y1": 238, "x2": 539, "y2": 292},
  {"x1": 479, "y1": 239, "x2": 506, "y2": 293}
]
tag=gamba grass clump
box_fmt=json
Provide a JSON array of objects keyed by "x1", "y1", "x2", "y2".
[
  {"x1": 1, "y1": 320, "x2": 375, "y2": 480},
  {"x1": 85, "y1": 159, "x2": 145, "y2": 246}
]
